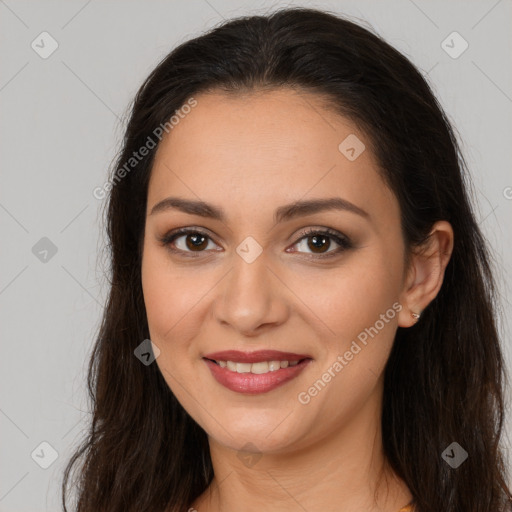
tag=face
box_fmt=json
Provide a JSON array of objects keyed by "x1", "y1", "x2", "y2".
[{"x1": 141, "y1": 88, "x2": 409, "y2": 455}]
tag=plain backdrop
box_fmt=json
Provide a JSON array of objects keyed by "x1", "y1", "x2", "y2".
[{"x1": 1, "y1": 0, "x2": 511, "y2": 510}]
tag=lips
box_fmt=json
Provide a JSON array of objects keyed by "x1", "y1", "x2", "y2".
[{"x1": 202, "y1": 350, "x2": 313, "y2": 394}]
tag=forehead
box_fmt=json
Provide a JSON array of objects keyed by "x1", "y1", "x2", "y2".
[{"x1": 147, "y1": 88, "x2": 398, "y2": 226}]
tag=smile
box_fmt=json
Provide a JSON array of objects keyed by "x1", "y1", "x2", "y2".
[{"x1": 202, "y1": 350, "x2": 313, "y2": 394}]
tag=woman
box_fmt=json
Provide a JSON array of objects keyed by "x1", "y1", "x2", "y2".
[{"x1": 62, "y1": 7, "x2": 512, "y2": 512}]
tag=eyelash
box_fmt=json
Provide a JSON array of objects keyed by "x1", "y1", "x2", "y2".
[{"x1": 158, "y1": 227, "x2": 353, "y2": 259}]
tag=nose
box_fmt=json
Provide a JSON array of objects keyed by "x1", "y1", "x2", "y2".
[{"x1": 212, "y1": 249, "x2": 290, "y2": 337}]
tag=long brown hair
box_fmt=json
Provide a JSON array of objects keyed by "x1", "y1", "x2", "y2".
[{"x1": 62, "y1": 7, "x2": 512, "y2": 511}]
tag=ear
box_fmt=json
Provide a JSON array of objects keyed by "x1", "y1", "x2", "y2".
[{"x1": 397, "y1": 220, "x2": 454, "y2": 328}]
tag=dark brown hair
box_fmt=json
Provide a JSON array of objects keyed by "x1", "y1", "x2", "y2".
[{"x1": 62, "y1": 7, "x2": 512, "y2": 511}]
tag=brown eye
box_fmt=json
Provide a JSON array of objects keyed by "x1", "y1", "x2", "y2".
[
  {"x1": 290, "y1": 228, "x2": 353, "y2": 258},
  {"x1": 306, "y1": 234, "x2": 331, "y2": 253},
  {"x1": 160, "y1": 229, "x2": 218, "y2": 255},
  {"x1": 183, "y1": 233, "x2": 209, "y2": 251}
]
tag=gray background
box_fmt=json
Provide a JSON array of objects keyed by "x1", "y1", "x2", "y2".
[{"x1": 1, "y1": 0, "x2": 511, "y2": 510}]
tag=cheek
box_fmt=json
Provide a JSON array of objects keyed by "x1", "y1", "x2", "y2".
[
  {"x1": 292, "y1": 246, "x2": 402, "y2": 409},
  {"x1": 141, "y1": 248, "x2": 206, "y2": 408},
  {"x1": 299, "y1": 249, "x2": 402, "y2": 344},
  {"x1": 142, "y1": 246, "x2": 205, "y2": 341},
  {"x1": 293, "y1": 266, "x2": 400, "y2": 438},
  {"x1": 141, "y1": 244, "x2": 220, "y2": 404}
]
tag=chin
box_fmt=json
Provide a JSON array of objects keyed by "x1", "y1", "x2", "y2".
[{"x1": 203, "y1": 409, "x2": 307, "y2": 454}]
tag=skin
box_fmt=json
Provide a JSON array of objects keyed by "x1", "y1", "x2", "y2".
[{"x1": 141, "y1": 88, "x2": 454, "y2": 512}]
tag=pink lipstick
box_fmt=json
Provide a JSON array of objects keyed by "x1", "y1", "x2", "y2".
[{"x1": 203, "y1": 350, "x2": 313, "y2": 394}]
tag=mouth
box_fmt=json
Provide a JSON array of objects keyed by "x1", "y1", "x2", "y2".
[{"x1": 202, "y1": 350, "x2": 313, "y2": 394}]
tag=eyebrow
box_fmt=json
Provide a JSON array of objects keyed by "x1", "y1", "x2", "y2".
[{"x1": 149, "y1": 196, "x2": 370, "y2": 223}]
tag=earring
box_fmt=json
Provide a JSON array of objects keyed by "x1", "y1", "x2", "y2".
[{"x1": 411, "y1": 312, "x2": 420, "y2": 320}]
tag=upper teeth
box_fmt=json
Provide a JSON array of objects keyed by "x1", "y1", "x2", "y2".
[{"x1": 217, "y1": 360, "x2": 300, "y2": 374}]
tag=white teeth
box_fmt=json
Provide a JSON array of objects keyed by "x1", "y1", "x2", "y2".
[
  {"x1": 268, "y1": 360, "x2": 281, "y2": 371},
  {"x1": 215, "y1": 359, "x2": 304, "y2": 374},
  {"x1": 236, "y1": 362, "x2": 252, "y2": 373},
  {"x1": 251, "y1": 361, "x2": 270, "y2": 374}
]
